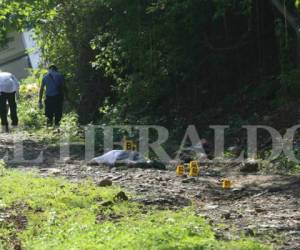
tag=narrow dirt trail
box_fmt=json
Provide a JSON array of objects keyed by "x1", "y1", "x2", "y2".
[{"x1": 1, "y1": 132, "x2": 299, "y2": 250}]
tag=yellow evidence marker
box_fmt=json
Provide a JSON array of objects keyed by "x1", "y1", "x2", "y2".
[
  {"x1": 189, "y1": 161, "x2": 199, "y2": 177},
  {"x1": 176, "y1": 164, "x2": 185, "y2": 176},
  {"x1": 222, "y1": 179, "x2": 232, "y2": 189},
  {"x1": 124, "y1": 140, "x2": 135, "y2": 151}
]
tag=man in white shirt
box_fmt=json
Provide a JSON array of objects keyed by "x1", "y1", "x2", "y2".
[{"x1": 0, "y1": 72, "x2": 20, "y2": 132}]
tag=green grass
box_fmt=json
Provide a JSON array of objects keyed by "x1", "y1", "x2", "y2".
[{"x1": 0, "y1": 168, "x2": 270, "y2": 250}]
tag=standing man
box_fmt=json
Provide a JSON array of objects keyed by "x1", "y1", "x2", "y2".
[
  {"x1": 39, "y1": 65, "x2": 65, "y2": 127},
  {"x1": 0, "y1": 71, "x2": 19, "y2": 132}
]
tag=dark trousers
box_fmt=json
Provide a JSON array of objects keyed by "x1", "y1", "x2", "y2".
[
  {"x1": 45, "y1": 95, "x2": 63, "y2": 126},
  {"x1": 0, "y1": 92, "x2": 18, "y2": 127}
]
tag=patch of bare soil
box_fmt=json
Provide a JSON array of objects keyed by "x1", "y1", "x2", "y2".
[
  {"x1": 31, "y1": 163, "x2": 300, "y2": 250},
  {"x1": 0, "y1": 203, "x2": 28, "y2": 250},
  {"x1": 1, "y1": 133, "x2": 299, "y2": 249}
]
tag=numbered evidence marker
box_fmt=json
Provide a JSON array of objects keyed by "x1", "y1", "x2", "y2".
[
  {"x1": 124, "y1": 140, "x2": 134, "y2": 151},
  {"x1": 123, "y1": 140, "x2": 137, "y2": 151},
  {"x1": 189, "y1": 161, "x2": 199, "y2": 177},
  {"x1": 222, "y1": 179, "x2": 232, "y2": 189},
  {"x1": 176, "y1": 164, "x2": 185, "y2": 176}
]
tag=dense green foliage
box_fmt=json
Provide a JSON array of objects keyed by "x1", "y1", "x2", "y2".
[
  {"x1": 0, "y1": 2, "x2": 299, "y2": 248},
  {"x1": 0, "y1": 168, "x2": 268, "y2": 250},
  {"x1": 0, "y1": 0, "x2": 299, "y2": 131}
]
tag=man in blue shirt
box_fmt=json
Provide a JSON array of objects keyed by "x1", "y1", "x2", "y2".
[{"x1": 39, "y1": 65, "x2": 65, "y2": 126}]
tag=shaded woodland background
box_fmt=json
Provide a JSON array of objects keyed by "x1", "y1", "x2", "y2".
[{"x1": 0, "y1": 0, "x2": 300, "y2": 137}]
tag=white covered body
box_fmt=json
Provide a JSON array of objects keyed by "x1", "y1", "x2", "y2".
[{"x1": 92, "y1": 150, "x2": 147, "y2": 166}]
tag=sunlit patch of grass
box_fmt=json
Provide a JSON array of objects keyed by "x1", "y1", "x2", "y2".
[{"x1": 0, "y1": 170, "x2": 270, "y2": 250}]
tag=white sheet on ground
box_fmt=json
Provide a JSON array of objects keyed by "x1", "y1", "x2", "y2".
[{"x1": 92, "y1": 150, "x2": 148, "y2": 166}]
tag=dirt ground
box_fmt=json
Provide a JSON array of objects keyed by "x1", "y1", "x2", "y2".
[{"x1": 1, "y1": 132, "x2": 299, "y2": 250}]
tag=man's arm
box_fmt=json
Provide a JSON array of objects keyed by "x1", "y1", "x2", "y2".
[
  {"x1": 16, "y1": 88, "x2": 20, "y2": 100},
  {"x1": 39, "y1": 86, "x2": 44, "y2": 101},
  {"x1": 11, "y1": 75, "x2": 20, "y2": 100}
]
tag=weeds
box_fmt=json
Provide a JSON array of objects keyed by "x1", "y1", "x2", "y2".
[
  {"x1": 0, "y1": 160, "x2": 6, "y2": 176},
  {"x1": 0, "y1": 170, "x2": 269, "y2": 250}
]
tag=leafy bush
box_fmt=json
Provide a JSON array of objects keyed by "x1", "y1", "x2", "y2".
[
  {"x1": 18, "y1": 70, "x2": 46, "y2": 128},
  {"x1": 60, "y1": 112, "x2": 81, "y2": 141}
]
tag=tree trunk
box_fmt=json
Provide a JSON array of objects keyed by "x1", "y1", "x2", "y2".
[{"x1": 270, "y1": 0, "x2": 300, "y2": 62}]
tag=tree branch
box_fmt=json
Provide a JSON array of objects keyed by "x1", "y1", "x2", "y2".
[{"x1": 270, "y1": 0, "x2": 300, "y2": 34}]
